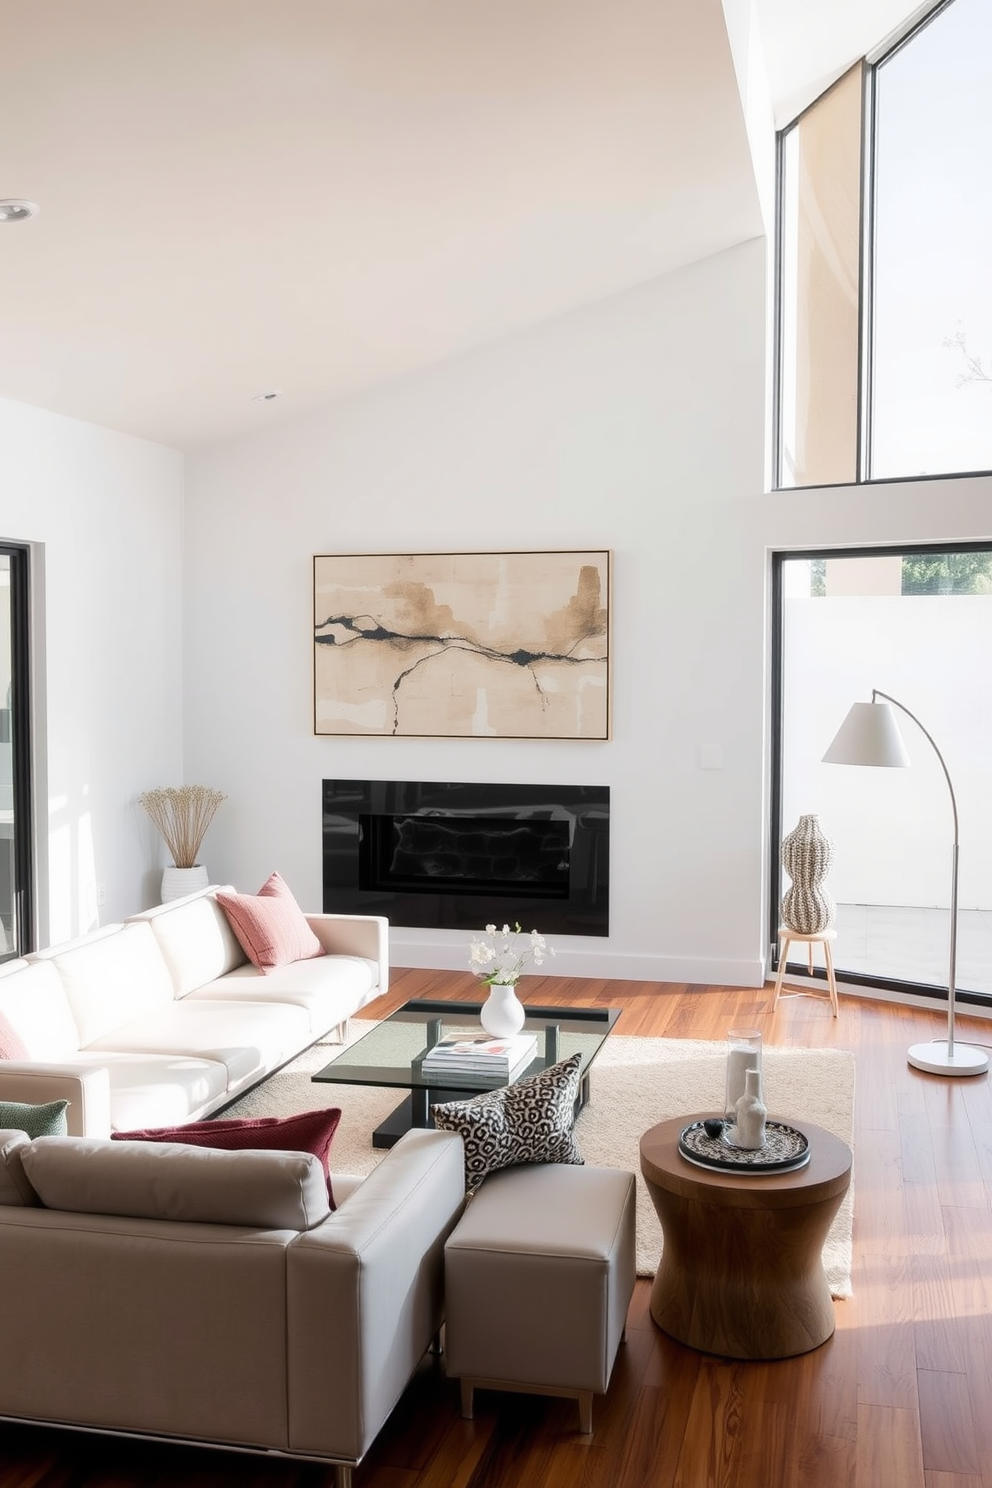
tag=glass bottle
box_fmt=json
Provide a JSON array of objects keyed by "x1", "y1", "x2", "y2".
[{"x1": 725, "y1": 1028, "x2": 762, "y2": 1122}]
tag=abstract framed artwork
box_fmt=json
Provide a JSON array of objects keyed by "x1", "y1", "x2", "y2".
[{"x1": 313, "y1": 550, "x2": 611, "y2": 739}]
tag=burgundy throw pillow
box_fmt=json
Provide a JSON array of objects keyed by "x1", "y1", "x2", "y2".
[
  {"x1": 0, "y1": 1011, "x2": 29, "y2": 1061},
  {"x1": 216, "y1": 871, "x2": 325, "y2": 973},
  {"x1": 112, "y1": 1107, "x2": 342, "y2": 1206}
]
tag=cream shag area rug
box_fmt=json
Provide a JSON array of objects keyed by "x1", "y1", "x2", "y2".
[{"x1": 224, "y1": 1025, "x2": 855, "y2": 1298}]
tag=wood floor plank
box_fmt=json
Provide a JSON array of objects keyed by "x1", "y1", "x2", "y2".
[
  {"x1": 853, "y1": 1252, "x2": 920, "y2": 1410},
  {"x1": 604, "y1": 1379, "x2": 692, "y2": 1488},
  {"x1": 911, "y1": 1255, "x2": 970, "y2": 1373},
  {"x1": 854, "y1": 1128, "x2": 911, "y2": 1257},
  {"x1": 923, "y1": 1474, "x2": 986, "y2": 1488},
  {"x1": 791, "y1": 1433, "x2": 857, "y2": 1488},
  {"x1": 672, "y1": 1361, "x2": 747, "y2": 1488},
  {"x1": 901, "y1": 1172, "x2": 948, "y2": 1257},
  {"x1": 954, "y1": 1314, "x2": 992, "y2": 1472},
  {"x1": 854, "y1": 1404, "x2": 925, "y2": 1488},
  {"x1": 917, "y1": 1370, "x2": 981, "y2": 1476}
]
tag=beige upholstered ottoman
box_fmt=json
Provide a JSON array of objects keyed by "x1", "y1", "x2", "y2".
[{"x1": 443, "y1": 1162, "x2": 637, "y2": 1433}]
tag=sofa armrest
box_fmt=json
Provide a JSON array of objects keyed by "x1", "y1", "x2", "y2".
[
  {"x1": 0, "y1": 1063, "x2": 112, "y2": 1138},
  {"x1": 305, "y1": 912, "x2": 389, "y2": 994},
  {"x1": 286, "y1": 1128, "x2": 464, "y2": 1461}
]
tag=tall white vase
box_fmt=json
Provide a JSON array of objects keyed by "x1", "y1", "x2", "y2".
[
  {"x1": 161, "y1": 865, "x2": 209, "y2": 903},
  {"x1": 480, "y1": 982, "x2": 526, "y2": 1037}
]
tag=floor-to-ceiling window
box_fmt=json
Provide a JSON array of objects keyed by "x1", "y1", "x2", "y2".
[
  {"x1": 0, "y1": 545, "x2": 33, "y2": 959},
  {"x1": 773, "y1": 544, "x2": 992, "y2": 1004},
  {"x1": 775, "y1": 0, "x2": 992, "y2": 489}
]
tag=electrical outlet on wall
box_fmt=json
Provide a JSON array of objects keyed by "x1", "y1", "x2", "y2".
[{"x1": 96, "y1": 884, "x2": 106, "y2": 907}]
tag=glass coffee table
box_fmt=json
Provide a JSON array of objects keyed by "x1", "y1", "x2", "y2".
[{"x1": 312, "y1": 997, "x2": 622, "y2": 1148}]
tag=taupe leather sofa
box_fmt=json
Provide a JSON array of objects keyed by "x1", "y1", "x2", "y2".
[{"x1": 0, "y1": 1125, "x2": 465, "y2": 1484}]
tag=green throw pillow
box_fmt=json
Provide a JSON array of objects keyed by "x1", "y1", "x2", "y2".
[{"x1": 0, "y1": 1099, "x2": 70, "y2": 1138}]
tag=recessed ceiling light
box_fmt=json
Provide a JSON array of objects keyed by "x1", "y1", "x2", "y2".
[
  {"x1": 252, "y1": 390, "x2": 282, "y2": 402},
  {"x1": 0, "y1": 199, "x2": 39, "y2": 223}
]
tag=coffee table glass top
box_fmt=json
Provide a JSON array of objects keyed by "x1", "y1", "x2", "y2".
[{"x1": 312, "y1": 998, "x2": 621, "y2": 1094}]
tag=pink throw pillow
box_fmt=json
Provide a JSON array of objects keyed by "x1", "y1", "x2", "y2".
[
  {"x1": 0, "y1": 1011, "x2": 29, "y2": 1061},
  {"x1": 112, "y1": 1107, "x2": 342, "y2": 1206},
  {"x1": 216, "y1": 871, "x2": 325, "y2": 972}
]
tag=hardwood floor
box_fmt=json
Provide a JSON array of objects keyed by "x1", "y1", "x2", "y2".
[{"x1": 3, "y1": 967, "x2": 992, "y2": 1488}]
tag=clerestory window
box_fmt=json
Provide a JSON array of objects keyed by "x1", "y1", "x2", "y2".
[{"x1": 774, "y1": 0, "x2": 992, "y2": 488}]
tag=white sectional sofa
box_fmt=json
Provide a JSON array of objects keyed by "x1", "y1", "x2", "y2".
[{"x1": 0, "y1": 885, "x2": 387, "y2": 1136}]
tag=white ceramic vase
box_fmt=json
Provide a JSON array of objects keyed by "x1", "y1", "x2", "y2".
[
  {"x1": 161, "y1": 864, "x2": 209, "y2": 903},
  {"x1": 734, "y1": 1067, "x2": 768, "y2": 1150},
  {"x1": 479, "y1": 981, "x2": 526, "y2": 1037}
]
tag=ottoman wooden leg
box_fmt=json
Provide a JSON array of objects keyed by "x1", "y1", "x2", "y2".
[
  {"x1": 578, "y1": 1390, "x2": 593, "y2": 1435},
  {"x1": 460, "y1": 1379, "x2": 475, "y2": 1420}
]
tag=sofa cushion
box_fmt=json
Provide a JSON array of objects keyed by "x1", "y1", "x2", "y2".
[
  {"x1": 34, "y1": 922, "x2": 176, "y2": 1047},
  {"x1": 112, "y1": 1107, "x2": 342, "y2": 1204},
  {"x1": 432, "y1": 1053, "x2": 584, "y2": 1193},
  {"x1": 182, "y1": 954, "x2": 378, "y2": 1033},
  {"x1": 127, "y1": 890, "x2": 247, "y2": 997},
  {"x1": 21, "y1": 1135, "x2": 332, "y2": 1231},
  {"x1": 217, "y1": 872, "x2": 325, "y2": 973},
  {"x1": 0, "y1": 958, "x2": 82, "y2": 1058},
  {"x1": 0, "y1": 1128, "x2": 40, "y2": 1206},
  {"x1": 85, "y1": 998, "x2": 312, "y2": 1089},
  {"x1": 82, "y1": 1050, "x2": 230, "y2": 1130}
]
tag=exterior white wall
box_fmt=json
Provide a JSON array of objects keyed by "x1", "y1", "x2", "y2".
[
  {"x1": 783, "y1": 594, "x2": 992, "y2": 910},
  {"x1": 0, "y1": 395, "x2": 184, "y2": 944},
  {"x1": 183, "y1": 241, "x2": 770, "y2": 984}
]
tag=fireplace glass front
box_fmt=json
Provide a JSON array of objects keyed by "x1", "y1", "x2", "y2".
[{"x1": 322, "y1": 779, "x2": 609, "y2": 935}]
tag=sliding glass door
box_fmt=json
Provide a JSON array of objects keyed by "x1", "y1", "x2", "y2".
[
  {"x1": 0, "y1": 546, "x2": 33, "y2": 960},
  {"x1": 773, "y1": 545, "x2": 992, "y2": 1004}
]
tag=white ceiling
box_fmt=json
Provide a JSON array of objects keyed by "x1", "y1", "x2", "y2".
[{"x1": 0, "y1": 0, "x2": 921, "y2": 452}]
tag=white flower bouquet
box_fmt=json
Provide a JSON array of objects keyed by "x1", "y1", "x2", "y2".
[{"x1": 468, "y1": 922, "x2": 554, "y2": 986}]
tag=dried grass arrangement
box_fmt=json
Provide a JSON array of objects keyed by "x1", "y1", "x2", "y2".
[{"x1": 139, "y1": 785, "x2": 226, "y2": 869}]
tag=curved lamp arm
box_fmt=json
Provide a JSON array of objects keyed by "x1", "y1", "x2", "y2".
[{"x1": 872, "y1": 690, "x2": 959, "y2": 848}]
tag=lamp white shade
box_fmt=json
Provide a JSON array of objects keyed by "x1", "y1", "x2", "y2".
[{"x1": 822, "y1": 701, "x2": 912, "y2": 768}]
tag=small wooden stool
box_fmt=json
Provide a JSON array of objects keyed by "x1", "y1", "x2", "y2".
[{"x1": 772, "y1": 927, "x2": 839, "y2": 1017}]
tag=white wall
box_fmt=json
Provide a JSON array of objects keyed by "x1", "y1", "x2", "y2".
[
  {"x1": 183, "y1": 240, "x2": 770, "y2": 984},
  {"x1": 0, "y1": 395, "x2": 184, "y2": 944},
  {"x1": 182, "y1": 239, "x2": 992, "y2": 986}
]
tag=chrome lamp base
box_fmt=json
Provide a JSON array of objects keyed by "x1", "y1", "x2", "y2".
[{"x1": 907, "y1": 1040, "x2": 989, "y2": 1077}]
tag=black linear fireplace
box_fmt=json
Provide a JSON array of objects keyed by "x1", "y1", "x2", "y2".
[{"x1": 322, "y1": 780, "x2": 609, "y2": 935}]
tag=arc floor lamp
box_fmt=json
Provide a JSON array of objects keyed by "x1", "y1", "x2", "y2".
[{"x1": 823, "y1": 688, "x2": 989, "y2": 1077}]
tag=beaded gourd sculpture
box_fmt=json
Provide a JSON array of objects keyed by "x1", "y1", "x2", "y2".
[{"x1": 780, "y1": 814, "x2": 835, "y2": 935}]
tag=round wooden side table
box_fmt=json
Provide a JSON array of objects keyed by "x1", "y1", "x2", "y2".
[{"x1": 639, "y1": 1115, "x2": 852, "y2": 1360}]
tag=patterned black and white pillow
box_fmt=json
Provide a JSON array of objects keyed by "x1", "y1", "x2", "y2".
[{"x1": 431, "y1": 1052, "x2": 584, "y2": 1193}]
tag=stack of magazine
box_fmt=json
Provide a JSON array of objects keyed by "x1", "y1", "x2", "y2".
[{"x1": 421, "y1": 1031, "x2": 538, "y2": 1081}]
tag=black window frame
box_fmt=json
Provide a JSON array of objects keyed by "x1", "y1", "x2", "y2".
[
  {"x1": 772, "y1": 0, "x2": 992, "y2": 492},
  {"x1": 0, "y1": 542, "x2": 34, "y2": 961},
  {"x1": 771, "y1": 540, "x2": 992, "y2": 1010}
]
